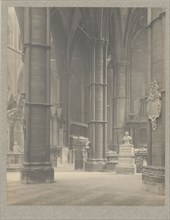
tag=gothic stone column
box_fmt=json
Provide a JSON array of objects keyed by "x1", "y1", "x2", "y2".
[
  {"x1": 8, "y1": 120, "x2": 15, "y2": 152},
  {"x1": 21, "y1": 8, "x2": 54, "y2": 183},
  {"x1": 142, "y1": 11, "x2": 165, "y2": 195},
  {"x1": 142, "y1": 84, "x2": 165, "y2": 195},
  {"x1": 112, "y1": 62, "x2": 129, "y2": 152},
  {"x1": 58, "y1": 51, "x2": 70, "y2": 148},
  {"x1": 85, "y1": 40, "x2": 108, "y2": 171},
  {"x1": 81, "y1": 85, "x2": 86, "y2": 123}
]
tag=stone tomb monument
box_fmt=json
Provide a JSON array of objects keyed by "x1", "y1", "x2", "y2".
[{"x1": 116, "y1": 132, "x2": 136, "y2": 174}]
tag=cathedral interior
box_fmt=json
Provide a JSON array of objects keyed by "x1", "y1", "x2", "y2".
[{"x1": 6, "y1": 7, "x2": 166, "y2": 206}]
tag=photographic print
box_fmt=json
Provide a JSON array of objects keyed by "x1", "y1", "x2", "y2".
[{"x1": 0, "y1": 0, "x2": 170, "y2": 219}]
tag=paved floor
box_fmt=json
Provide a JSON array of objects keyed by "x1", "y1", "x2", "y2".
[{"x1": 7, "y1": 171, "x2": 165, "y2": 206}]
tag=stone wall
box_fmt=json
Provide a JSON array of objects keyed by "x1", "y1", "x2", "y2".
[
  {"x1": 130, "y1": 28, "x2": 147, "y2": 116},
  {"x1": 142, "y1": 8, "x2": 165, "y2": 195},
  {"x1": 150, "y1": 9, "x2": 165, "y2": 167}
]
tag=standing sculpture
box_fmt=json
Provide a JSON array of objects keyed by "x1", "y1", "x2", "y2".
[
  {"x1": 123, "y1": 131, "x2": 132, "y2": 144},
  {"x1": 116, "y1": 131, "x2": 136, "y2": 174}
]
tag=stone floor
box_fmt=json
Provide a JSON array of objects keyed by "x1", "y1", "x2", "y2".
[{"x1": 7, "y1": 170, "x2": 165, "y2": 206}]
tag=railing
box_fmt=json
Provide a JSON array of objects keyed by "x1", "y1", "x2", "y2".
[
  {"x1": 134, "y1": 149, "x2": 147, "y2": 173},
  {"x1": 7, "y1": 152, "x2": 24, "y2": 171}
]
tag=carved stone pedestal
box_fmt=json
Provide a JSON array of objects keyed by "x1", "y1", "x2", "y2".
[
  {"x1": 105, "y1": 151, "x2": 118, "y2": 172},
  {"x1": 142, "y1": 166, "x2": 165, "y2": 195},
  {"x1": 116, "y1": 143, "x2": 136, "y2": 174},
  {"x1": 105, "y1": 162, "x2": 117, "y2": 172},
  {"x1": 21, "y1": 164, "x2": 54, "y2": 184},
  {"x1": 85, "y1": 159, "x2": 106, "y2": 172}
]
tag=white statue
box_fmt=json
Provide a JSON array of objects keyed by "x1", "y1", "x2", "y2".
[
  {"x1": 13, "y1": 142, "x2": 23, "y2": 153},
  {"x1": 123, "y1": 131, "x2": 132, "y2": 144}
]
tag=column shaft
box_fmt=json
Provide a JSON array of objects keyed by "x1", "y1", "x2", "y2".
[
  {"x1": 21, "y1": 8, "x2": 54, "y2": 183},
  {"x1": 146, "y1": 22, "x2": 152, "y2": 165},
  {"x1": 112, "y1": 62, "x2": 128, "y2": 150},
  {"x1": 103, "y1": 42, "x2": 108, "y2": 158},
  {"x1": 58, "y1": 51, "x2": 70, "y2": 148},
  {"x1": 142, "y1": 12, "x2": 165, "y2": 195},
  {"x1": 8, "y1": 122, "x2": 14, "y2": 151},
  {"x1": 86, "y1": 40, "x2": 107, "y2": 171},
  {"x1": 95, "y1": 41, "x2": 104, "y2": 159},
  {"x1": 81, "y1": 86, "x2": 86, "y2": 123}
]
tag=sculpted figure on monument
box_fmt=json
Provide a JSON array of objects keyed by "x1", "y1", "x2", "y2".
[
  {"x1": 13, "y1": 141, "x2": 24, "y2": 153},
  {"x1": 123, "y1": 131, "x2": 132, "y2": 145}
]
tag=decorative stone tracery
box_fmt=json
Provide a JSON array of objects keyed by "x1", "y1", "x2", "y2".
[{"x1": 7, "y1": 93, "x2": 25, "y2": 122}]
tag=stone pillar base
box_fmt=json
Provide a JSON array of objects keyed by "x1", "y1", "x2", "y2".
[
  {"x1": 116, "y1": 164, "x2": 136, "y2": 174},
  {"x1": 21, "y1": 164, "x2": 54, "y2": 184},
  {"x1": 85, "y1": 159, "x2": 106, "y2": 172},
  {"x1": 105, "y1": 162, "x2": 117, "y2": 172},
  {"x1": 142, "y1": 166, "x2": 165, "y2": 195}
]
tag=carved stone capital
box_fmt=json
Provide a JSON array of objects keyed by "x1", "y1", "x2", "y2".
[
  {"x1": 71, "y1": 136, "x2": 88, "y2": 146},
  {"x1": 7, "y1": 108, "x2": 21, "y2": 122}
]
